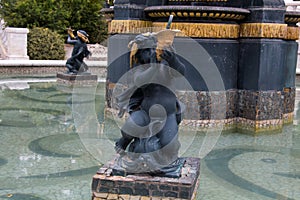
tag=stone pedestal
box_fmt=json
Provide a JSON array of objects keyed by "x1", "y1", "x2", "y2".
[
  {"x1": 92, "y1": 157, "x2": 200, "y2": 200},
  {"x1": 5, "y1": 27, "x2": 29, "y2": 60}
]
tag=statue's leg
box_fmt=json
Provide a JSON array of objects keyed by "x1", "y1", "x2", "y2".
[
  {"x1": 75, "y1": 64, "x2": 81, "y2": 72},
  {"x1": 156, "y1": 114, "x2": 180, "y2": 163},
  {"x1": 66, "y1": 64, "x2": 73, "y2": 73},
  {"x1": 116, "y1": 110, "x2": 150, "y2": 152},
  {"x1": 74, "y1": 59, "x2": 84, "y2": 72},
  {"x1": 150, "y1": 114, "x2": 184, "y2": 178},
  {"x1": 80, "y1": 61, "x2": 88, "y2": 72},
  {"x1": 66, "y1": 58, "x2": 78, "y2": 74},
  {"x1": 157, "y1": 114, "x2": 179, "y2": 147}
]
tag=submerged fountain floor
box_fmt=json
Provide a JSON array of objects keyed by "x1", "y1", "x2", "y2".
[{"x1": 0, "y1": 77, "x2": 299, "y2": 200}]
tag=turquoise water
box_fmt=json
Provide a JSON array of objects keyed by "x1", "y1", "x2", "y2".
[{"x1": 0, "y1": 78, "x2": 299, "y2": 200}]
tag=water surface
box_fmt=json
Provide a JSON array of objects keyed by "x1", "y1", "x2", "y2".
[{"x1": 0, "y1": 77, "x2": 299, "y2": 200}]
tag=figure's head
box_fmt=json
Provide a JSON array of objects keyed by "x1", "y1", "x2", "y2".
[
  {"x1": 128, "y1": 33, "x2": 157, "y2": 67},
  {"x1": 128, "y1": 30, "x2": 180, "y2": 67},
  {"x1": 77, "y1": 30, "x2": 89, "y2": 43}
]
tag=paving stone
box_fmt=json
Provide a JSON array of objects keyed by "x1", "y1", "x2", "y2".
[
  {"x1": 107, "y1": 193, "x2": 119, "y2": 200},
  {"x1": 94, "y1": 192, "x2": 109, "y2": 198},
  {"x1": 118, "y1": 194, "x2": 131, "y2": 200},
  {"x1": 130, "y1": 195, "x2": 141, "y2": 200}
]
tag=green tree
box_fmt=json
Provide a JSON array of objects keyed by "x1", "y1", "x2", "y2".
[{"x1": 0, "y1": 0, "x2": 107, "y2": 44}]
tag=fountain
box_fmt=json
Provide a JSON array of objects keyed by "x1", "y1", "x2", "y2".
[
  {"x1": 102, "y1": 0, "x2": 300, "y2": 134},
  {"x1": 96, "y1": 0, "x2": 300, "y2": 199}
]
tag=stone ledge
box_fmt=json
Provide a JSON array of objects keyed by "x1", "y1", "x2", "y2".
[
  {"x1": 92, "y1": 157, "x2": 200, "y2": 200},
  {"x1": 56, "y1": 73, "x2": 98, "y2": 86},
  {"x1": 0, "y1": 63, "x2": 107, "y2": 78},
  {"x1": 0, "y1": 60, "x2": 107, "y2": 67},
  {"x1": 57, "y1": 72, "x2": 97, "y2": 81}
]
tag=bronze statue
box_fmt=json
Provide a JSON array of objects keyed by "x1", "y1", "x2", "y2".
[
  {"x1": 113, "y1": 29, "x2": 186, "y2": 178},
  {"x1": 65, "y1": 28, "x2": 91, "y2": 74}
]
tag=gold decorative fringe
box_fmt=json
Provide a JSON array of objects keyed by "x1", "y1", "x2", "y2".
[
  {"x1": 240, "y1": 23, "x2": 287, "y2": 39},
  {"x1": 109, "y1": 20, "x2": 239, "y2": 38},
  {"x1": 109, "y1": 20, "x2": 299, "y2": 41},
  {"x1": 153, "y1": 22, "x2": 240, "y2": 38},
  {"x1": 107, "y1": 21, "x2": 111, "y2": 34},
  {"x1": 286, "y1": 26, "x2": 300, "y2": 40},
  {"x1": 109, "y1": 20, "x2": 152, "y2": 34}
]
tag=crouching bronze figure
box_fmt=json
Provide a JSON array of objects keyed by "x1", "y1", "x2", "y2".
[{"x1": 113, "y1": 30, "x2": 186, "y2": 178}]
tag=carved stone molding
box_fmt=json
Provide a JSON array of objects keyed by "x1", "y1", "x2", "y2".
[
  {"x1": 145, "y1": 6, "x2": 249, "y2": 21},
  {"x1": 285, "y1": 11, "x2": 300, "y2": 24}
]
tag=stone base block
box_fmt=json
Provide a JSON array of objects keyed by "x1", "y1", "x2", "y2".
[
  {"x1": 283, "y1": 112, "x2": 294, "y2": 124},
  {"x1": 56, "y1": 72, "x2": 97, "y2": 86},
  {"x1": 236, "y1": 117, "x2": 283, "y2": 134},
  {"x1": 103, "y1": 108, "x2": 288, "y2": 134},
  {"x1": 92, "y1": 157, "x2": 200, "y2": 200}
]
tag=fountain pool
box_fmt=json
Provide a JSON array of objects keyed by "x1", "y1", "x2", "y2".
[{"x1": 0, "y1": 77, "x2": 299, "y2": 200}]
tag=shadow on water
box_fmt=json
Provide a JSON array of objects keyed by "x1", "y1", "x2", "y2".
[
  {"x1": 204, "y1": 147, "x2": 295, "y2": 200},
  {"x1": 0, "y1": 193, "x2": 49, "y2": 200}
]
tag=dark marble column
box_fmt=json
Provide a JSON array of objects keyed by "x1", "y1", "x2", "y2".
[
  {"x1": 282, "y1": 11, "x2": 300, "y2": 124},
  {"x1": 113, "y1": 0, "x2": 147, "y2": 20},
  {"x1": 237, "y1": 0, "x2": 288, "y2": 132}
]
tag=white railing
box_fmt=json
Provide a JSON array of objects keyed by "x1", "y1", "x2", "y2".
[
  {"x1": 285, "y1": 1, "x2": 300, "y2": 74},
  {"x1": 65, "y1": 43, "x2": 108, "y2": 61},
  {"x1": 285, "y1": 0, "x2": 300, "y2": 11},
  {"x1": 87, "y1": 44, "x2": 108, "y2": 61}
]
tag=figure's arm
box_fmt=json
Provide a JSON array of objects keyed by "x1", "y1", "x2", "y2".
[
  {"x1": 160, "y1": 46, "x2": 185, "y2": 76},
  {"x1": 133, "y1": 65, "x2": 158, "y2": 87},
  {"x1": 66, "y1": 28, "x2": 77, "y2": 44},
  {"x1": 66, "y1": 35, "x2": 77, "y2": 45},
  {"x1": 70, "y1": 46, "x2": 84, "y2": 59},
  {"x1": 127, "y1": 88, "x2": 143, "y2": 114}
]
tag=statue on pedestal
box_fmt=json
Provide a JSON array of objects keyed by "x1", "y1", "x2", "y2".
[
  {"x1": 113, "y1": 28, "x2": 186, "y2": 178},
  {"x1": 65, "y1": 28, "x2": 91, "y2": 74}
]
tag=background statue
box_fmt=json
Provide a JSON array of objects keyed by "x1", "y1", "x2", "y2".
[
  {"x1": 65, "y1": 28, "x2": 91, "y2": 74},
  {"x1": 113, "y1": 30, "x2": 186, "y2": 178}
]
